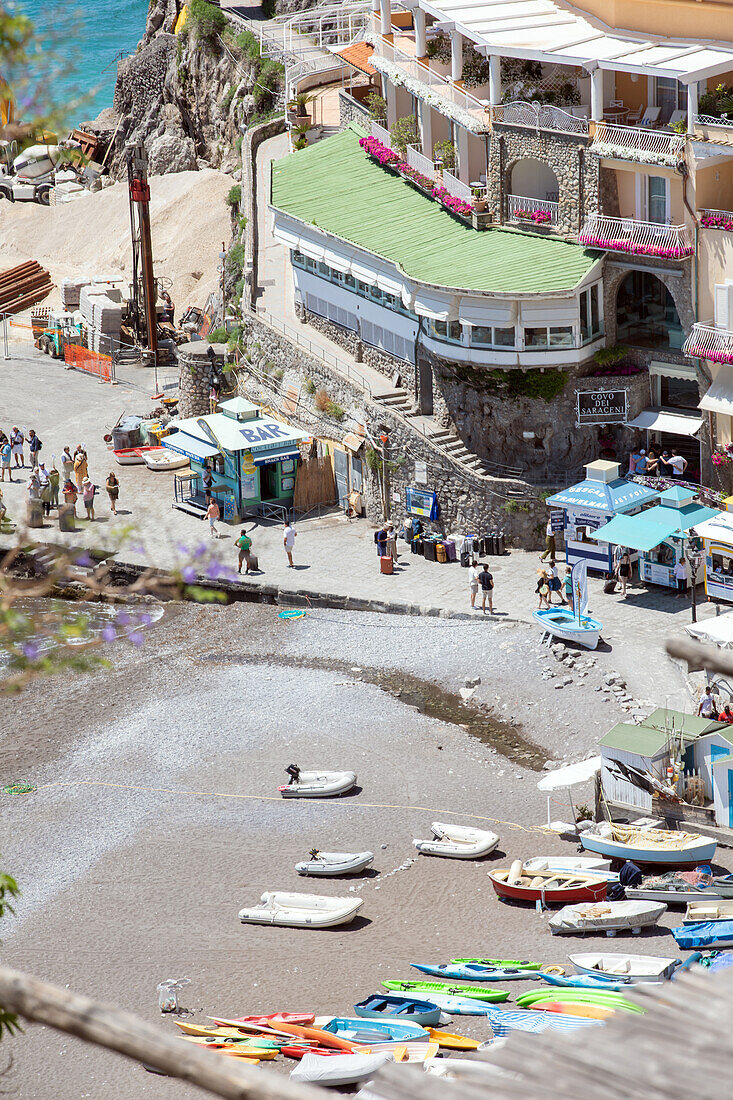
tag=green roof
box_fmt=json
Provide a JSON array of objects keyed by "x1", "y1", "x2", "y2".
[
  {"x1": 600, "y1": 723, "x2": 670, "y2": 757},
  {"x1": 642, "y1": 709, "x2": 726, "y2": 740},
  {"x1": 270, "y1": 126, "x2": 601, "y2": 295}
]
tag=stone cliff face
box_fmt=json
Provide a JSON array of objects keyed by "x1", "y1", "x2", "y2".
[{"x1": 109, "y1": 0, "x2": 279, "y2": 177}]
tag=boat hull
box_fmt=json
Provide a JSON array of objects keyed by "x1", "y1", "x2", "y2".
[
  {"x1": 488, "y1": 873, "x2": 607, "y2": 906},
  {"x1": 568, "y1": 953, "x2": 677, "y2": 981},
  {"x1": 532, "y1": 609, "x2": 602, "y2": 649},
  {"x1": 580, "y1": 832, "x2": 717, "y2": 866},
  {"x1": 279, "y1": 771, "x2": 356, "y2": 798},
  {"x1": 354, "y1": 1001, "x2": 441, "y2": 1028},
  {"x1": 626, "y1": 886, "x2": 725, "y2": 905},
  {"x1": 238, "y1": 891, "x2": 363, "y2": 928},
  {"x1": 322, "y1": 1018, "x2": 429, "y2": 1043},
  {"x1": 411, "y1": 963, "x2": 536, "y2": 982},
  {"x1": 295, "y1": 851, "x2": 374, "y2": 876},
  {"x1": 673, "y1": 919, "x2": 733, "y2": 949},
  {"x1": 548, "y1": 900, "x2": 666, "y2": 935}
]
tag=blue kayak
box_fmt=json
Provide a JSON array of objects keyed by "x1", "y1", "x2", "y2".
[
  {"x1": 321, "y1": 1017, "x2": 429, "y2": 1043},
  {"x1": 673, "y1": 921, "x2": 733, "y2": 950},
  {"x1": 538, "y1": 972, "x2": 638, "y2": 991},
  {"x1": 411, "y1": 962, "x2": 538, "y2": 982}
]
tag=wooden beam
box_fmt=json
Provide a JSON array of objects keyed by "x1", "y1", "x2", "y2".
[{"x1": 0, "y1": 965, "x2": 320, "y2": 1100}]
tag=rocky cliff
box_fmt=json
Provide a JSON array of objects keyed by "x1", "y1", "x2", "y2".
[{"x1": 106, "y1": 0, "x2": 282, "y2": 177}]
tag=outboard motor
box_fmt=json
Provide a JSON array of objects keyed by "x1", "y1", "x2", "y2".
[{"x1": 285, "y1": 763, "x2": 301, "y2": 785}]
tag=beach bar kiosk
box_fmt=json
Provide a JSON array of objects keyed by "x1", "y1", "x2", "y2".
[
  {"x1": 593, "y1": 485, "x2": 719, "y2": 588},
  {"x1": 689, "y1": 511, "x2": 733, "y2": 605},
  {"x1": 163, "y1": 397, "x2": 306, "y2": 523},
  {"x1": 545, "y1": 460, "x2": 658, "y2": 573}
]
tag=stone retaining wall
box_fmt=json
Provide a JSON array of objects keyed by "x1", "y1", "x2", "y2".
[
  {"x1": 177, "y1": 342, "x2": 227, "y2": 418},
  {"x1": 338, "y1": 89, "x2": 371, "y2": 130},
  {"x1": 242, "y1": 117, "x2": 287, "y2": 309},
  {"x1": 297, "y1": 305, "x2": 416, "y2": 397}
]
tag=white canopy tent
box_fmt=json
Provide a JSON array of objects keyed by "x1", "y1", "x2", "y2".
[
  {"x1": 686, "y1": 613, "x2": 733, "y2": 649},
  {"x1": 537, "y1": 756, "x2": 602, "y2": 827}
]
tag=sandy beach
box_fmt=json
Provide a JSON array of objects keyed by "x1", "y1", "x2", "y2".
[{"x1": 1, "y1": 600, "x2": 726, "y2": 1098}]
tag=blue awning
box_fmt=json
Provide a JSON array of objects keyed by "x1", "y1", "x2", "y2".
[
  {"x1": 594, "y1": 502, "x2": 720, "y2": 552},
  {"x1": 162, "y1": 433, "x2": 220, "y2": 461},
  {"x1": 253, "y1": 447, "x2": 301, "y2": 467}
]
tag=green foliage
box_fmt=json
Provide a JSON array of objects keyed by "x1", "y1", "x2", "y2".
[
  {"x1": 187, "y1": 0, "x2": 227, "y2": 41},
  {"x1": 365, "y1": 445, "x2": 382, "y2": 473},
  {"x1": 503, "y1": 499, "x2": 530, "y2": 514},
  {"x1": 255, "y1": 59, "x2": 284, "y2": 108},
  {"x1": 390, "y1": 116, "x2": 419, "y2": 156},
  {"x1": 233, "y1": 29, "x2": 261, "y2": 62},
  {"x1": 461, "y1": 47, "x2": 492, "y2": 89},
  {"x1": 325, "y1": 400, "x2": 345, "y2": 421},
  {"x1": 226, "y1": 240, "x2": 246, "y2": 284},
  {"x1": 261, "y1": 0, "x2": 276, "y2": 18},
  {"x1": 433, "y1": 140, "x2": 456, "y2": 169},
  {"x1": 366, "y1": 92, "x2": 387, "y2": 122},
  {"x1": 699, "y1": 83, "x2": 733, "y2": 120},
  {"x1": 207, "y1": 326, "x2": 228, "y2": 343},
  {"x1": 222, "y1": 86, "x2": 235, "y2": 114},
  {"x1": 426, "y1": 34, "x2": 451, "y2": 63},
  {"x1": 451, "y1": 366, "x2": 568, "y2": 403},
  {"x1": 226, "y1": 183, "x2": 241, "y2": 207},
  {"x1": 274, "y1": 368, "x2": 284, "y2": 381},
  {"x1": 593, "y1": 345, "x2": 627, "y2": 367},
  {"x1": 185, "y1": 585, "x2": 228, "y2": 604},
  {"x1": 304, "y1": 379, "x2": 316, "y2": 395},
  {"x1": 227, "y1": 324, "x2": 243, "y2": 349},
  {"x1": 289, "y1": 91, "x2": 316, "y2": 114},
  {"x1": 500, "y1": 56, "x2": 578, "y2": 105}
]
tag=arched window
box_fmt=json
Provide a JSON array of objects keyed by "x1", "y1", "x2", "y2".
[{"x1": 616, "y1": 270, "x2": 683, "y2": 349}]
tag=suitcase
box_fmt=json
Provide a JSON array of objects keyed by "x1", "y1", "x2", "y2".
[
  {"x1": 436, "y1": 542, "x2": 447, "y2": 563},
  {"x1": 424, "y1": 540, "x2": 437, "y2": 562},
  {"x1": 249, "y1": 553, "x2": 258, "y2": 572},
  {"x1": 603, "y1": 576, "x2": 617, "y2": 594},
  {"x1": 380, "y1": 555, "x2": 393, "y2": 575},
  {"x1": 460, "y1": 550, "x2": 470, "y2": 568},
  {"x1": 445, "y1": 540, "x2": 457, "y2": 562},
  {"x1": 416, "y1": 537, "x2": 425, "y2": 556},
  {"x1": 411, "y1": 538, "x2": 419, "y2": 555}
]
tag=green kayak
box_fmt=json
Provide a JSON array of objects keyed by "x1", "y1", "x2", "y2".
[
  {"x1": 383, "y1": 980, "x2": 509, "y2": 1004},
  {"x1": 516, "y1": 990, "x2": 643, "y2": 1013},
  {"x1": 451, "y1": 958, "x2": 541, "y2": 971}
]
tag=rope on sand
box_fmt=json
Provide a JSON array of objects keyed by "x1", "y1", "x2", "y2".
[
  {"x1": 3, "y1": 783, "x2": 37, "y2": 795},
  {"x1": 34, "y1": 780, "x2": 554, "y2": 834}
]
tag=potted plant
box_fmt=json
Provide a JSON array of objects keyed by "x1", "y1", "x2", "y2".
[
  {"x1": 290, "y1": 121, "x2": 311, "y2": 151},
  {"x1": 471, "y1": 185, "x2": 487, "y2": 212},
  {"x1": 288, "y1": 91, "x2": 316, "y2": 128}
]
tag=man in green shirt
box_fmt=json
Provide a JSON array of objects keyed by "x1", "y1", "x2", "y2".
[{"x1": 236, "y1": 528, "x2": 254, "y2": 574}]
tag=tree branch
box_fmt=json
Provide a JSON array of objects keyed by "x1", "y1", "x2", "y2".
[
  {"x1": 666, "y1": 637, "x2": 733, "y2": 679},
  {"x1": 0, "y1": 966, "x2": 320, "y2": 1100}
]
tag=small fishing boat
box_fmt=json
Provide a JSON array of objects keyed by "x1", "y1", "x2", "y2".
[
  {"x1": 320, "y1": 1018, "x2": 429, "y2": 1044},
  {"x1": 673, "y1": 920, "x2": 733, "y2": 949},
  {"x1": 413, "y1": 822, "x2": 499, "y2": 859},
  {"x1": 488, "y1": 864, "x2": 608, "y2": 905},
  {"x1": 427, "y1": 1029, "x2": 481, "y2": 1050},
  {"x1": 450, "y1": 958, "x2": 541, "y2": 971},
  {"x1": 625, "y1": 869, "x2": 718, "y2": 905},
  {"x1": 238, "y1": 891, "x2": 363, "y2": 928},
  {"x1": 532, "y1": 607, "x2": 603, "y2": 650},
  {"x1": 291, "y1": 1050, "x2": 394, "y2": 1086},
  {"x1": 580, "y1": 822, "x2": 717, "y2": 866},
  {"x1": 383, "y1": 980, "x2": 508, "y2": 1004},
  {"x1": 568, "y1": 953, "x2": 678, "y2": 981},
  {"x1": 548, "y1": 900, "x2": 667, "y2": 936},
  {"x1": 279, "y1": 771, "x2": 356, "y2": 798},
  {"x1": 523, "y1": 856, "x2": 613, "y2": 874},
  {"x1": 237, "y1": 1020, "x2": 355, "y2": 1051},
  {"x1": 684, "y1": 900, "x2": 733, "y2": 923},
  {"x1": 410, "y1": 962, "x2": 539, "y2": 982},
  {"x1": 354, "y1": 995, "x2": 441, "y2": 1028},
  {"x1": 113, "y1": 446, "x2": 152, "y2": 466},
  {"x1": 141, "y1": 446, "x2": 188, "y2": 471},
  {"x1": 295, "y1": 850, "x2": 374, "y2": 877}
]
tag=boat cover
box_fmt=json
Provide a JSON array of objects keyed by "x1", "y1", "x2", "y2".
[
  {"x1": 291, "y1": 1050, "x2": 393, "y2": 1085},
  {"x1": 549, "y1": 901, "x2": 666, "y2": 933},
  {"x1": 672, "y1": 920, "x2": 733, "y2": 949}
]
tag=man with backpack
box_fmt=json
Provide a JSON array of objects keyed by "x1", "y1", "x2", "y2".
[
  {"x1": 27, "y1": 429, "x2": 42, "y2": 469},
  {"x1": 478, "y1": 563, "x2": 494, "y2": 614}
]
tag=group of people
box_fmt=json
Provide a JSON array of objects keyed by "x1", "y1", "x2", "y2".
[
  {"x1": 698, "y1": 685, "x2": 733, "y2": 723},
  {"x1": 536, "y1": 560, "x2": 572, "y2": 609},
  {"x1": 468, "y1": 561, "x2": 495, "y2": 613},
  {"x1": 375, "y1": 522, "x2": 399, "y2": 562},
  {"x1": 629, "y1": 447, "x2": 688, "y2": 479},
  {"x1": 230, "y1": 520, "x2": 297, "y2": 574},
  {"x1": 0, "y1": 427, "x2": 42, "y2": 480}
]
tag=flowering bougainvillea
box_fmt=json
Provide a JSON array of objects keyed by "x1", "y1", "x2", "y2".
[
  {"x1": 358, "y1": 135, "x2": 400, "y2": 166},
  {"x1": 712, "y1": 444, "x2": 733, "y2": 467},
  {"x1": 701, "y1": 212, "x2": 733, "y2": 232},
  {"x1": 360, "y1": 137, "x2": 475, "y2": 218},
  {"x1": 433, "y1": 186, "x2": 473, "y2": 218},
  {"x1": 513, "y1": 207, "x2": 552, "y2": 224},
  {"x1": 577, "y1": 232, "x2": 693, "y2": 259},
  {"x1": 397, "y1": 163, "x2": 436, "y2": 192}
]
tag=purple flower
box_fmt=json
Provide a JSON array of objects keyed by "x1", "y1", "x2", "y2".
[
  {"x1": 182, "y1": 565, "x2": 197, "y2": 583},
  {"x1": 22, "y1": 642, "x2": 39, "y2": 660},
  {"x1": 138, "y1": 613, "x2": 152, "y2": 626},
  {"x1": 101, "y1": 625, "x2": 117, "y2": 643},
  {"x1": 115, "y1": 612, "x2": 131, "y2": 626},
  {"x1": 74, "y1": 553, "x2": 93, "y2": 567},
  {"x1": 130, "y1": 543, "x2": 146, "y2": 555},
  {"x1": 127, "y1": 631, "x2": 144, "y2": 647},
  {"x1": 205, "y1": 562, "x2": 223, "y2": 580}
]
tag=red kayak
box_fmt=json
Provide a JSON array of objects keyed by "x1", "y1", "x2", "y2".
[
  {"x1": 211, "y1": 1017, "x2": 355, "y2": 1052},
  {"x1": 230, "y1": 1014, "x2": 315, "y2": 1028},
  {"x1": 488, "y1": 868, "x2": 607, "y2": 905},
  {"x1": 281, "y1": 1045, "x2": 343, "y2": 1059}
]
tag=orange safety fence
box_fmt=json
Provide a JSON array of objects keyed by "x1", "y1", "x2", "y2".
[{"x1": 63, "y1": 343, "x2": 114, "y2": 383}]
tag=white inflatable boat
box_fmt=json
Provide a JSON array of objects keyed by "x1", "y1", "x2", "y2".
[
  {"x1": 238, "y1": 891, "x2": 363, "y2": 928},
  {"x1": 549, "y1": 900, "x2": 667, "y2": 936},
  {"x1": 141, "y1": 447, "x2": 189, "y2": 471},
  {"x1": 295, "y1": 850, "x2": 374, "y2": 876},
  {"x1": 291, "y1": 1050, "x2": 393, "y2": 1086},
  {"x1": 280, "y1": 771, "x2": 357, "y2": 798},
  {"x1": 413, "y1": 822, "x2": 500, "y2": 859}
]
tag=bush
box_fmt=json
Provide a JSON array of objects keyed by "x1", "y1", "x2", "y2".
[
  {"x1": 366, "y1": 92, "x2": 387, "y2": 122},
  {"x1": 226, "y1": 183, "x2": 241, "y2": 207},
  {"x1": 304, "y1": 379, "x2": 316, "y2": 395},
  {"x1": 314, "y1": 388, "x2": 330, "y2": 411},
  {"x1": 207, "y1": 326, "x2": 227, "y2": 343},
  {"x1": 325, "y1": 400, "x2": 345, "y2": 421},
  {"x1": 699, "y1": 82, "x2": 733, "y2": 119},
  {"x1": 433, "y1": 139, "x2": 456, "y2": 169},
  {"x1": 593, "y1": 345, "x2": 627, "y2": 367},
  {"x1": 426, "y1": 34, "x2": 451, "y2": 63},
  {"x1": 188, "y1": 0, "x2": 227, "y2": 40},
  {"x1": 390, "y1": 116, "x2": 419, "y2": 156},
  {"x1": 226, "y1": 240, "x2": 246, "y2": 282},
  {"x1": 234, "y1": 29, "x2": 261, "y2": 62},
  {"x1": 503, "y1": 499, "x2": 530, "y2": 514}
]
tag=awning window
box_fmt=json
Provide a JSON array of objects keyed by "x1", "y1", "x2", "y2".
[
  {"x1": 699, "y1": 365, "x2": 733, "y2": 417},
  {"x1": 459, "y1": 297, "x2": 517, "y2": 326},
  {"x1": 627, "y1": 407, "x2": 703, "y2": 436},
  {"x1": 413, "y1": 290, "x2": 457, "y2": 322}
]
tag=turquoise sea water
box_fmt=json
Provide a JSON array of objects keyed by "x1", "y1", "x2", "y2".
[{"x1": 14, "y1": 1, "x2": 148, "y2": 124}]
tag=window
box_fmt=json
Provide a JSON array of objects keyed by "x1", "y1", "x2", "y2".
[
  {"x1": 495, "y1": 327, "x2": 515, "y2": 347},
  {"x1": 525, "y1": 326, "x2": 575, "y2": 348},
  {"x1": 293, "y1": 250, "x2": 305, "y2": 266},
  {"x1": 616, "y1": 270, "x2": 682, "y2": 349},
  {"x1": 466, "y1": 326, "x2": 515, "y2": 348},
  {"x1": 525, "y1": 327, "x2": 548, "y2": 348},
  {"x1": 580, "y1": 284, "x2": 602, "y2": 343},
  {"x1": 305, "y1": 256, "x2": 317, "y2": 273},
  {"x1": 430, "y1": 320, "x2": 462, "y2": 342},
  {"x1": 471, "y1": 326, "x2": 493, "y2": 346},
  {"x1": 317, "y1": 261, "x2": 330, "y2": 277},
  {"x1": 549, "y1": 326, "x2": 573, "y2": 347},
  {"x1": 655, "y1": 77, "x2": 685, "y2": 123},
  {"x1": 659, "y1": 374, "x2": 700, "y2": 411},
  {"x1": 343, "y1": 273, "x2": 356, "y2": 290},
  {"x1": 647, "y1": 176, "x2": 669, "y2": 225}
]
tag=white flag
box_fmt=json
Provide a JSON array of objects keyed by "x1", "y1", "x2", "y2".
[{"x1": 571, "y1": 558, "x2": 588, "y2": 616}]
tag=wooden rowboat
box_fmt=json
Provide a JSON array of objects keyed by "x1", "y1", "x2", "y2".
[{"x1": 488, "y1": 865, "x2": 607, "y2": 905}]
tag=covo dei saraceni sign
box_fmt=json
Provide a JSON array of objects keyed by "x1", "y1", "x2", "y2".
[{"x1": 575, "y1": 388, "x2": 629, "y2": 426}]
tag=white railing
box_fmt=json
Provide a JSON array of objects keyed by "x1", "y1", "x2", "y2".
[
  {"x1": 578, "y1": 215, "x2": 693, "y2": 258},
  {"x1": 700, "y1": 208, "x2": 733, "y2": 230},
  {"x1": 683, "y1": 322, "x2": 733, "y2": 364},
  {"x1": 374, "y1": 37, "x2": 489, "y2": 123},
  {"x1": 508, "y1": 194, "x2": 559, "y2": 226},
  {"x1": 591, "y1": 122, "x2": 685, "y2": 164},
  {"x1": 694, "y1": 114, "x2": 733, "y2": 130},
  {"x1": 441, "y1": 169, "x2": 472, "y2": 201},
  {"x1": 369, "y1": 119, "x2": 392, "y2": 147},
  {"x1": 494, "y1": 101, "x2": 589, "y2": 136},
  {"x1": 406, "y1": 144, "x2": 435, "y2": 178}
]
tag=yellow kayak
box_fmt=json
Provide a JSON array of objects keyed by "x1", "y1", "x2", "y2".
[
  {"x1": 180, "y1": 1037, "x2": 274, "y2": 1059},
  {"x1": 428, "y1": 1029, "x2": 481, "y2": 1051},
  {"x1": 175, "y1": 1023, "x2": 278, "y2": 1043}
]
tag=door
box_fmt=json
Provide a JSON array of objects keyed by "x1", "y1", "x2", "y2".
[
  {"x1": 333, "y1": 447, "x2": 348, "y2": 508},
  {"x1": 260, "y1": 463, "x2": 277, "y2": 500},
  {"x1": 350, "y1": 453, "x2": 363, "y2": 493},
  {"x1": 728, "y1": 769, "x2": 733, "y2": 828},
  {"x1": 417, "y1": 355, "x2": 433, "y2": 415}
]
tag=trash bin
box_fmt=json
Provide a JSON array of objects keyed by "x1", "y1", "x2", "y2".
[
  {"x1": 27, "y1": 499, "x2": 43, "y2": 528},
  {"x1": 58, "y1": 505, "x2": 76, "y2": 532}
]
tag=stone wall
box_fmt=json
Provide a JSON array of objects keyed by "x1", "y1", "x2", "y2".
[
  {"x1": 236, "y1": 311, "x2": 549, "y2": 544},
  {"x1": 242, "y1": 117, "x2": 287, "y2": 309},
  {"x1": 488, "y1": 126, "x2": 598, "y2": 237},
  {"x1": 177, "y1": 342, "x2": 227, "y2": 418},
  {"x1": 338, "y1": 89, "x2": 371, "y2": 130},
  {"x1": 297, "y1": 305, "x2": 416, "y2": 397}
]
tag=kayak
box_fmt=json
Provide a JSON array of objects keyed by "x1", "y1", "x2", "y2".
[
  {"x1": 231, "y1": 1020, "x2": 356, "y2": 1051},
  {"x1": 399, "y1": 994, "x2": 501, "y2": 1016},
  {"x1": 411, "y1": 962, "x2": 539, "y2": 982},
  {"x1": 427, "y1": 1028, "x2": 481, "y2": 1050},
  {"x1": 383, "y1": 980, "x2": 509, "y2": 1003},
  {"x1": 180, "y1": 1038, "x2": 273, "y2": 1058},
  {"x1": 537, "y1": 972, "x2": 640, "y2": 992},
  {"x1": 516, "y1": 990, "x2": 642, "y2": 1013},
  {"x1": 176, "y1": 1024, "x2": 281, "y2": 1044},
  {"x1": 538, "y1": 1002, "x2": 617, "y2": 1020},
  {"x1": 450, "y1": 958, "x2": 541, "y2": 971}
]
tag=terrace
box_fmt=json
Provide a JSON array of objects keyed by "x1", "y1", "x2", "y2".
[
  {"x1": 578, "y1": 215, "x2": 693, "y2": 260},
  {"x1": 683, "y1": 323, "x2": 733, "y2": 365}
]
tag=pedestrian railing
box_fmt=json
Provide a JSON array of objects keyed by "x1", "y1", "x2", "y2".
[
  {"x1": 494, "y1": 101, "x2": 589, "y2": 136},
  {"x1": 683, "y1": 321, "x2": 733, "y2": 364},
  {"x1": 590, "y1": 122, "x2": 685, "y2": 164},
  {"x1": 508, "y1": 194, "x2": 560, "y2": 226},
  {"x1": 578, "y1": 214, "x2": 693, "y2": 259},
  {"x1": 406, "y1": 144, "x2": 436, "y2": 178},
  {"x1": 441, "y1": 169, "x2": 472, "y2": 201}
]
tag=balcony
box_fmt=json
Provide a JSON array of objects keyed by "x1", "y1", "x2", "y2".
[
  {"x1": 700, "y1": 209, "x2": 733, "y2": 233},
  {"x1": 373, "y1": 36, "x2": 490, "y2": 129},
  {"x1": 590, "y1": 122, "x2": 685, "y2": 167},
  {"x1": 578, "y1": 215, "x2": 693, "y2": 259},
  {"x1": 683, "y1": 323, "x2": 733, "y2": 365},
  {"x1": 694, "y1": 115, "x2": 733, "y2": 148},
  {"x1": 493, "y1": 101, "x2": 589, "y2": 137},
  {"x1": 508, "y1": 194, "x2": 559, "y2": 227}
]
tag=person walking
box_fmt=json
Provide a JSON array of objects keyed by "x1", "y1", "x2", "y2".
[
  {"x1": 283, "y1": 519, "x2": 297, "y2": 566},
  {"x1": 616, "y1": 550, "x2": 632, "y2": 598},
  {"x1": 236, "y1": 528, "x2": 255, "y2": 574},
  {"x1": 536, "y1": 570, "x2": 550, "y2": 609},
  {"x1": 698, "y1": 684, "x2": 717, "y2": 718},
  {"x1": 0, "y1": 437, "x2": 11, "y2": 482},
  {"x1": 539, "y1": 517, "x2": 556, "y2": 562},
  {"x1": 60, "y1": 446, "x2": 74, "y2": 483},
  {"x1": 468, "y1": 560, "x2": 480, "y2": 609},
  {"x1": 105, "y1": 472, "x2": 120, "y2": 516},
  {"x1": 478, "y1": 564, "x2": 494, "y2": 614},
  {"x1": 27, "y1": 429, "x2": 42, "y2": 469},
  {"x1": 548, "y1": 560, "x2": 564, "y2": 604},
  {"x1": 674, "y1": 555, "x2": 689, "y2": 598},
  {"x1": 10, "y1": 426, "x2": 24, "y2": 468},
  {"x1": 73, "y1": 446, "x2": 88, "y2": 490},
  {"x1": 563, "y1": 566, "x2": 573, "y2": 607},
  {"x1": 48, "y1": 464, "x2": 60, "y2": 508},
  {"x1": 206, "y1": 496, "x2": 220, "y2": 538},
  {"x1": 385, "y1": 522, "x2": 398, "y2": 562},
  {"x1": 81, "y1": 477, "x2": 96, "y2": 521},
  {"x1": 63, "y1": 478, "x2": 78, "y2": 517}
]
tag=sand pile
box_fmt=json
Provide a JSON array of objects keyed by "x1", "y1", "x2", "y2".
[{"x1": 0, "y1": 168, "x2": 234, "y2": 311}]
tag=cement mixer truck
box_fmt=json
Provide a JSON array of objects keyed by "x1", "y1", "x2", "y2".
[{"x1": 0, "y1": 144, "x2": 61, "y2": 204}]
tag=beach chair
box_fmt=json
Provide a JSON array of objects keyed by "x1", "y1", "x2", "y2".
[
  {"x1": 639, "y1": 106, "x2": 661, "y2": 127},
  {"x1": 666, "y1": 109, "x2": 687, "y2": 130}
]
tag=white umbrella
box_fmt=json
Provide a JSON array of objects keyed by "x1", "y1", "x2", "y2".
[{"x1": 537, "y1": 756, "x2": 601, "y2": 827}]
